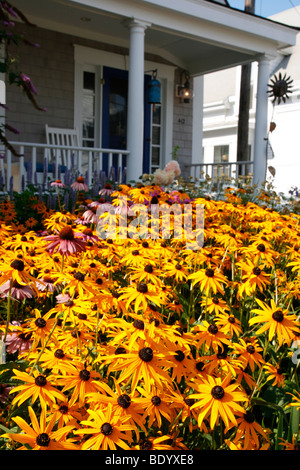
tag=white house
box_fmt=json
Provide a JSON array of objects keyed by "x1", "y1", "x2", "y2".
[
  {"x1": 2, "y1": 0, "x2": 299, "y2": 190},
  {"x1": 202, "y1": 6, "x2": 300, "y2": 195}
]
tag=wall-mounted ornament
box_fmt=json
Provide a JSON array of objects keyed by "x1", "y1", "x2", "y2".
[{"x1": 267, "y1": 72, "x2": 293, "y2": 105}]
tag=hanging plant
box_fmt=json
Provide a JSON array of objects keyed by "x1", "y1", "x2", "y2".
[{"x1": 267, "y1": 72, "x2": 293, "y2": 104}]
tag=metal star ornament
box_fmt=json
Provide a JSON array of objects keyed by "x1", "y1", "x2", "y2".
[{"x1": 267, "y1": 72, "x2": 293, "y2": 104}]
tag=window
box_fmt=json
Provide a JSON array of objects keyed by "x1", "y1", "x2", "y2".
[
  {"x1": 213, "y1": 145, "x2": 229, "y2": 180},
  {"x1": 82, "y1": 70, "x2": 97, "y2": 148},
  {"x1": 150, "y1": 104, "x2": 162, "y2": 173}
]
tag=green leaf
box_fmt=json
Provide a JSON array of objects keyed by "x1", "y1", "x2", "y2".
[
  {"x1": 287, "y1": 406, "x2": 300, "y2": 443},
  {"x1": 275, "y1": 411, "x2": 284, "y2": 450},
  {"x1": 251, "y1": 397, "x2": 285, "y2": 414}
]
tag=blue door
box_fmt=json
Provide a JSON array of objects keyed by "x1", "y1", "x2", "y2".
[{"x1": 102, "y1": 66, "x2": 151, "y2": 179}]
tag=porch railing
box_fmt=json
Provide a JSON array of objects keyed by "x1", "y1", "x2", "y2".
[
  {"x1": 185, "y1": 160, "x2": 253, "y2": 188},
  {"x1": 0, "y1": 141, "x2": 130, "y2": 192}
]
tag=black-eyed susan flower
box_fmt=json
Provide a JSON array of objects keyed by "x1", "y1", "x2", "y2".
[
  {"x1": 135, "y1": 386, "x2": 174, "y2": 429},
  {"x1": 189, "y1": 373, "x2": 249, "y2": 430},
  {"x1": 230, "y1": 410, "x2": 270, "y2": 450},
  {"x1": 22, "y1": 308, "x2": 59, "y2": 350},
  {"x1": 74, "y1": 402, "x2": 134, "y2": 450},
  {"x1": 134, "y1": 434, "x2": 180, "y2": 450},
  {"x1": 215, "y1": 312, "x2": 243, "y2": 338},
  {"x1": 188, "y1": 267, "x2": 227, "y2": 296},
  {"x1": 55, "y1": 363, "x2": 104, "y2": 407},
  {"x1": 249, "y1": 298, "x2": 300, "y2": 347},
  {"x1": 232, "y1": 337, "x2": 265, "y2": 372},
  {"x1": 263, "y1": 363, "x2": 285, "y2": 387},
  {"x1": 237, "y1": 259, "x2": 271, "y2": 297},
  {"x1": 106, "y1": 341, "x2": 173, "y2": 393},
  {"x1": 119, "y1": 282, "x2": 166, "y2": 314},
  {"x1": 1, "y1": 406, "x2": 77, "y2": 450},
  {"x1": 9, "y1": 369, "x2": 65, "y2": 410},
  {"x1": 192, "y1": 320, "x2": 231, "y2": 354}
]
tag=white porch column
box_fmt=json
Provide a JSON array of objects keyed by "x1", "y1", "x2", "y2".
[
  {"x1": 126, "y1": 19, "x2": 150, "y2": 183},
  {"x1": 253, "y1": 55, "x2": 271, "y2": 187},
  {"x1": 192, "y1": 76, "x2": 204, "y2": 166}
]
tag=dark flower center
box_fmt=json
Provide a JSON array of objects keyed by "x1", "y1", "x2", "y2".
[
  {"x1": 175, "y1": 264, "x2": 182, "y2": 270},
  {"x1": 137, "y1": 282, "x2": 148, "y2": 293},
  {"x1": 101, "y1": 422, "x2": 113, "y2": 436},
  {"x1": 64, "y1": 300, "x2": 74, "y2": 308},
  {"x1": 257, "y1": 243, "x2": 266, "y2": 252},
  {"x1": 10, "y1": 259, "x2": 25, "y2": 271},
  {"x1": 246, "y1": 345, "x2": 255, "y2": 354},
  {"x1": 244, "y1": 411, "x2": 255, "y2": 423},
  {"x1": 78, "y1": 313, "x2": 87, "y2": 320},
  {"x1": 228, "y1": 316, "x2": 236, "y2": 324},
  {"x1": 252, "y1": 267, "x2": 261, "y2": 276},
  {"x1": 54, "y1": 349, "x2": 65, "y2": 359},
  {"x1": 196, "y1": 361, "x2": 205, "y2": 372},
  {"x1": 139, "y1": 347, "x2": 153, "y2": 362},
  {"x1": 133, "y1": 319, "x2": 144, "y2": 330},
  {"x1": 139, "y1": 438, "x2": 153, "y2": 450},
  {"x1": 59, "y1": 226, "x2": 74, "y2": 241},
  {"x1": 272, "y1": 309, "x2": 284, "y2": 322},
  {"x1": 132, "y1": 250, "x2": 139, "y2": 256},
  {"x1": 205, "y1": 268, "x2": 214, "y2": 278},
  {"x1": 36, "y1": 433, "x2": 51, "y2": 447},
  {"x1": 73, "y1": 272, "x2": 85, "y2": 282},
  {"x1": 79, "y1": 369, "x2": 90, "y2": 381},
  {"x1": 59, "y1": 404, "x2": 69, "y2": 414},
  {"x1": 151, "y1": 395, "x2": 161, "y2": 406},
  {"x1": 35, "y1": 317, "x2": 47, "y2": 328},
  {"x1": 211, "y1": 385, "x2": 225, "y2": 400},
  {"x1": 174, "y1": 350, "x2": 185, "y2": 362},
  {"x1": 117, "y1": 394, "x2": 131, "y2": 409},
  {"x1": 35, "y1": 375, "x2": 47, "y2": 387},
  {"x1": 115, "y1": 346, "x2": 126, "y2": 355},
  {"x1": 208, "y1": 323, "x2": 218, "y2": 335},
  {"x1": 184, "y1": 397, "x2": 195, "y2": 407},
  {"x1": 212, "y1": 297, "x2": 219, "y2": 305},
  {"x1": 144, "y1": 264, "x2": 153, "y2": 273}
]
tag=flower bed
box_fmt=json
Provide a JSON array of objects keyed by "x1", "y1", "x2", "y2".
[{"x1": 0, "y1": 180, "x2": 300, "y2": 451}]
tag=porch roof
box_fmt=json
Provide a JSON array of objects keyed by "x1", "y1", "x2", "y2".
[{"x1": 11, "y1": 0, "x2": 298, "y2": 75}]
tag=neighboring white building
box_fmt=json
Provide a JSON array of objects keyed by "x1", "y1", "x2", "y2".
[{"x1": 202, "y1": 6, "x2": 300, "y2": 195}]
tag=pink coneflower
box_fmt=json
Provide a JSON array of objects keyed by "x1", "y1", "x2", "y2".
[
  {"x1": 82, "y1": 206, "x2": 99, "y2": 224},
  {"x1": 3, "y1": 321, "x2": 32, "y2": 355},
  {"x1": 99, "y1": 182, "x2": 114, "y2": 196},
  {"x1": 50, "y1": 179, "x2": 65, "y2": 188},
  {"x1": 71, "y1": 176, "x2": 88, "y2": 192},
  {"x1": 36, "y1": 276, "x2": 57, "y2": 293},
  {"x1": 55, "y1": 292, "x2": 71, "y2": 304},
  {"x1": 79, "y1": 228, "x2": 99, "y2": 244},
  {"x1": 45, "y1": 226, "x2": 87, "y2": 256},
  {"x1": 0, "y1": 280, "x2": 35, "y2": 300}
]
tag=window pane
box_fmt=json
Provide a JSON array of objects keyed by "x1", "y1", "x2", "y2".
[
  {"x1": 152, "y1": 126, "x2": 160, "y2": 146},
  {"x1": 152, "y1": 105, "x2": 161, "y2": 125},
  {"x1": 151, "y1": 147, "x2": 160, "y2": 166},
  {"x1": 84, "y1": 71, "x2": 95, "y2": 91}
]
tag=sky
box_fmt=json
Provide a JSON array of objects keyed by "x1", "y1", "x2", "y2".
[{"x1": 228, "y1": 0, "x2": 300, "y2": 17}]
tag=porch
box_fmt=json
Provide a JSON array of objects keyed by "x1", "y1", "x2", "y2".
[
  {"x1": 2, "y1": 0, "x2": 298, "y2": 192},
  {"x1": 1, "y1": 141, "x2": 129, "y2": 193}
]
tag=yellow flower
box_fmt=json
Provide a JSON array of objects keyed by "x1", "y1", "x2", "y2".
[
  {"x1": 1, "y1": 406, "x2": 77, "y2": 450},
  {"x1": 74, "y1": 402, "x2": 135, "y2": 450},
  {"x1": 249, "y1": 298, "x2": 300, "y2": 346},
  {"x1": 190, "y1": 373, "x2": 248, "y2": 430}
]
